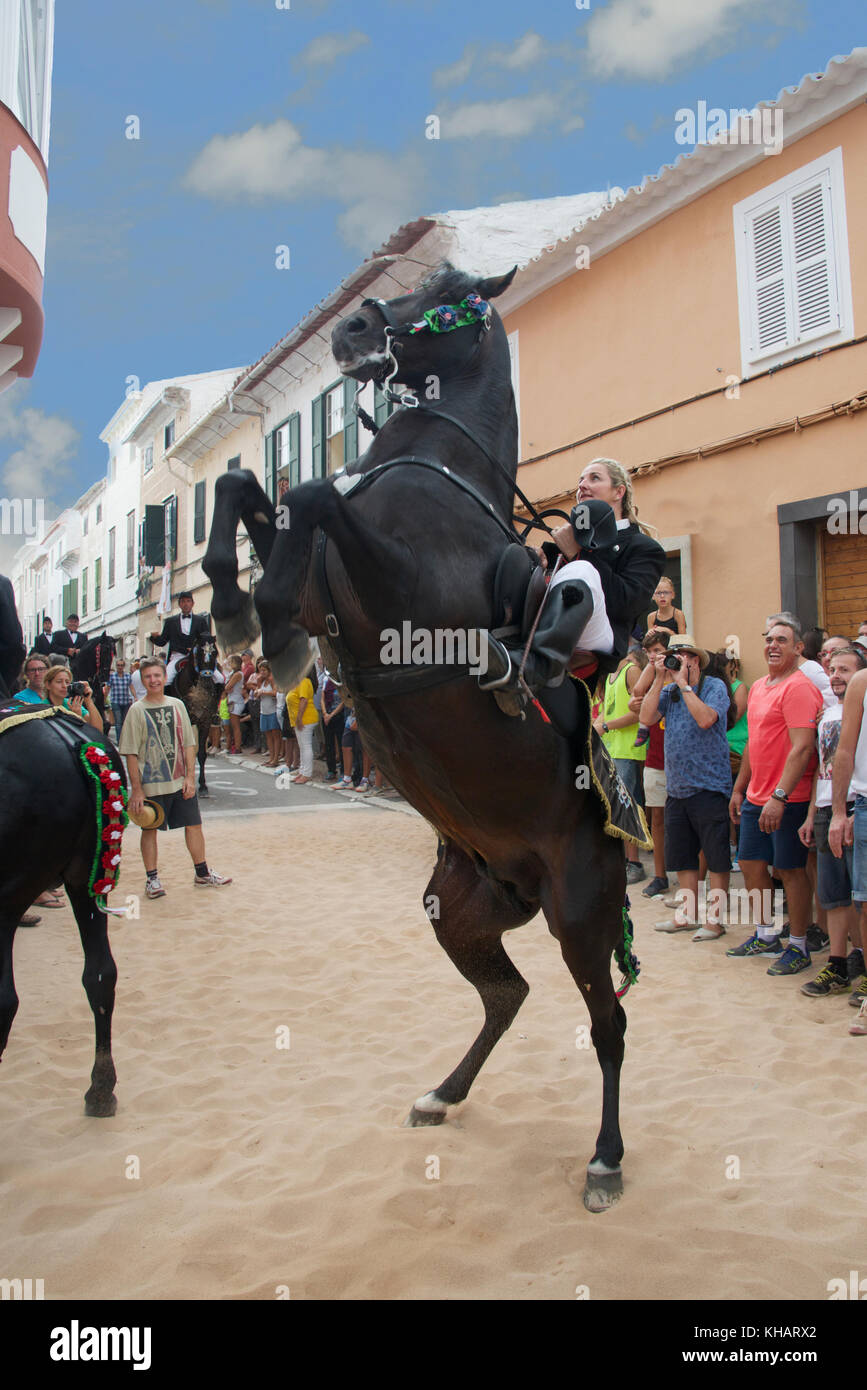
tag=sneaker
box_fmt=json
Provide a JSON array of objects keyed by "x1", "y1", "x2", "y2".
[
  {"x1": 145, "y1": 877, "x2": 166, "y2": 899},
  {"x1": 194, "y1": 871, "x2": 233, "y2": 887},
  {"x1": 847, "y1": 949, "x2": 865, "y2": 983},
  {"x1": 767, "y1": 944, "x2": 811, "y2": 976},
  {"x1": 726, "y1": 931, "x2": 783, "y2": 958},
  {"x1": 329, "y1": 776, "x2": 353, "y2": 791},
  {"x1": 805, "y1": 925, "x2": 830, "y2": 954},
  {"x1": 848, "y1": 974, "x2": 867, "y2": 1007},
  {"x1": 625, "y1": 862, "x2": 646, "y2": 885},
  {"x1": 800, "y1": 964, "x2": 850, "y2": 997},
  {"x1": 642, "y1": 876, "x2": 670, "y2": 899},
  {"x1": 849, "y1": 999, "x2": 867, "y2": 1036},
  {"x1": 356, "y1": 778, "x2": 371, "y2": 793},
  {"x1": 730, "y1": 859, "x2": 740, "y2": 873}
]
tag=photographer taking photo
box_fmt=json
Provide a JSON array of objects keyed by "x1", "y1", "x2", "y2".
[
  {"x1": 639, "y1": 636, "x2": 734, "y2": 940},
  {"x1": 42, "y1": 664, "x2": 103, "y2": 731}
]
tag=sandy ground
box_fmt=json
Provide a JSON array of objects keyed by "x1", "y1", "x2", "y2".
[{"x1": 1, "y1": 807, "x2": 864, "y2": 1302}]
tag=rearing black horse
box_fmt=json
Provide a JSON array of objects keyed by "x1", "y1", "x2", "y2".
[{"x1": 204, "y1": 263, "x2": 633, "y2": 1211}]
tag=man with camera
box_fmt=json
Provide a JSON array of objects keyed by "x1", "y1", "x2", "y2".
[{"x1": 639, "y1": 636, "x2": 733, "y2": 939}]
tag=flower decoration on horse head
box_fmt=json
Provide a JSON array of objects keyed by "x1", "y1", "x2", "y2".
[{"x1": 409, "y1": 292, "x2": 492, "y2": 337}]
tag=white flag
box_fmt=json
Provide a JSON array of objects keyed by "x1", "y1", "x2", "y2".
[{"x1": 156, "y1": 566, "x2": 172, "y2": 617}]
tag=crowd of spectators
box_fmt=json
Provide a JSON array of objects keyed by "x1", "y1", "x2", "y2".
[{"x1": 595, "y1": 589, "x2": 867, "y2": 1038}]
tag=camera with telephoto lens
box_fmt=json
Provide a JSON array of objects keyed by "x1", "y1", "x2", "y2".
[
  {"x1": 68, "y1": 681, "x2": 88, "y2": 698},
  {"x1": 663, "y1": 653, "x2": 684, "y2": 670}
]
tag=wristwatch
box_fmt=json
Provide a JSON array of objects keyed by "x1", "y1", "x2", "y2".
[
  {"x1": 602, "y1": 722, "x2": 610, "y2": 733},
  {"x1": 771, "y1": 786, "x2": 789, "y2": 803}
]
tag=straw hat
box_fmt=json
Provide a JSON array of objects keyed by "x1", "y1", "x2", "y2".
[
  {"x1": 668, "y1": 635, "x2": 710, "y2": 670},
  {"x1": 127, "y1": 798, "x2": 165, "y2": 830}
]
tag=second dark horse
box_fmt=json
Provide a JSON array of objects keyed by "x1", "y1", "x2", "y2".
[{"x1": 204, "y1": 264, "x2": 638, "y2": 1211}]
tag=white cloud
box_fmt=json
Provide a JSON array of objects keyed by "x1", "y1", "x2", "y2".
[
  {"x1": 585, "y1": 0, "x2": 803, "y2": 81},
  {"x1": 183, "y1": 119, "x2": 423, "y2": 251},
  {"x1": 434, "y1": 31, "x2": 579, "y2": 86},
  {"x1": 295, "y1": 31, "x2": 369, "y2": 69},
  {"x1": 0, "y1": 388, "x2": 79, "y2": 500},
  {"x1": 440, "y1": 93, "x2": 563, "y2": 139},
  {"x1": 433, "y1": 44, "x2": 478, "y2": 88}
]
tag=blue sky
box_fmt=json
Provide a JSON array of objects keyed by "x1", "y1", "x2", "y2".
[{"x1": 0, "y1": 0, "x2": 863, "y2": 524}]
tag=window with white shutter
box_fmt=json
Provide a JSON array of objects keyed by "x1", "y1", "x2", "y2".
[{"x1": 733, "y1": 147, "x2": 853, "y2": 377}]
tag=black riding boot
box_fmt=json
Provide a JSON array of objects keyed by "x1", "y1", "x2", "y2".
[{"x1": 481, "y1": 580, "x2": 594, "y2": 715}]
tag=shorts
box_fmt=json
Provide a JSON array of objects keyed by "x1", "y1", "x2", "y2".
[
  {"x1": 613, "y1": 757, "x2": 645, "y2": 807},
  {"x1": 738, "y1": 798, "x2": 810, "y2": 871},
  {"x1": 150, "y1": 788, "x2": 202, "y2": 832},
  {"x1": 643, "y1": 766, "x2": 667, "y2": 809},
  {"x1": 853, "y1": 795, "x2": 867, "y2": 904},
  {"x1": 664, "y1": 791, "x2": 732, "y2": 873},
  {"x1": 342, "y1": 728, "x2": 361, "y2": 754},
  {"x1": 259, "y1": 712, "x2": 279, "y2": 732},
  {"x1": 813, "y1": 805, "x2": 855, "y2": 910}
]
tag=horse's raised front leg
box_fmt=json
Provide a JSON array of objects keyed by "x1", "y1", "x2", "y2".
[
  {"x1": 541, "y1": 832, "x2": 627, "y2": 1212},
  {"x1": 66, "y1": 884, "x2": 118, "y2": 1117},
  {"x1": 204, "y1": 470, "x2": 276, "y2": 651},
  {"x1": 0, "y1": 916, "x2": 19, "y2": 1065},
  {"x1": 405, "y1": 840, "x2": 534, "y2": 1127}
]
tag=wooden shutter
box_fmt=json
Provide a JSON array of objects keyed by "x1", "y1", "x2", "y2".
[
  {"x1": 94, "y1": 559, "x2": 102, "y2": 610},
  {"x1": 312, "y1": 393, "x2": 324, "y2": 478},
  {"x1": 343, "y1": 378, "x2": 358, "y2": 464},
  {"x1": 143, "y1": 505, "x2": 165, "y2": 565},
  {"x1": 194, "y1": 481, "x2": 206, "y2": 544},
  {"x1": 108, "y1": 527, "x2": 116, "y2": 588},
  {"x1": 288, "y1": 412, "x2": 300, "y2": 486},
  {"x1": 748, "y1": 200, "x2": 789, "y2": 356},
  {"x1": 81, "y1": 567, "x2": 88, "y2": 617},
  {"x1": 62, "y1": 579, "x2": 77, "y2": 622},
  {"x1": 747, "y1": 170, "x2": 839, "y2": 361},
  {"x1": 791, "y1": 177, "x2": 838, "y2": 342}
]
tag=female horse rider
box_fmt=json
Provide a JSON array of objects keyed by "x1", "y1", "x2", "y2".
[{"x1": 487, "y1": 457, "x2": 667, "y2": 699}]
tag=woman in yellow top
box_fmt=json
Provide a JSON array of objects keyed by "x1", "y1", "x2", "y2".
[{"x1": 285, "y1": 674, "x2": 318, "y2": 784}]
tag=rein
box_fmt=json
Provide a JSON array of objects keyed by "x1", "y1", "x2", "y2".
[{"x1": 317, "y1": 455, "x2": 518, "y2": 701}]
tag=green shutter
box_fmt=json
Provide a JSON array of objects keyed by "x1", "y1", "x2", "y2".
[
  {"x1": 94, "y1": 558, "x2": 102, "y2": 610},
  {"x1": 343, "y1": 378, "x2": 357, "y2": 464},
  {"x1": 374, "y1": 384, "x2": 388, "y2": 428},
  {"x1": 81, "y1": 568, "x2": 88, "y2": 618},
  {"x1": 62, "y1": 579, "x2": 77, "y2": 622},
  {"x1": 288, "y1": 413, "x2": 300, "y2": 487},
  {"x1": 312, "y1": 394, "x2": 324, "y2": 478},
  {"x1": 143, "y1": 505, "x2": 165, "y2": 565},
  {"x1": 194, "y1": 481, "x2": 206, "y2": 544}
]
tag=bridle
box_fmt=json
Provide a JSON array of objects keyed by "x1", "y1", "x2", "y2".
[{"x1": 354, "y1": 292, "x2": 571, "y2": 543}]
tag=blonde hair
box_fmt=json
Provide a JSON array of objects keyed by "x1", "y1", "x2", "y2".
[
  {"x1": 44, "y1": 664, "x2": 73, "y2": 692},
  {"x1": 589, "y1": 457, "x2": 658, "y2": 537}
]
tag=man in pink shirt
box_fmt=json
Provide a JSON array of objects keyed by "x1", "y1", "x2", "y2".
[{"x1": 728, "y1": 618, "x2": 822, "y2": 975}]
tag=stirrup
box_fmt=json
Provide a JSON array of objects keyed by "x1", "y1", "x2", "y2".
[{"x1": 478, "y1": 633, "x2": 514, "y2": 691}]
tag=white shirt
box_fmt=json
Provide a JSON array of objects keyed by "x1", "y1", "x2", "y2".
[
  {"x1": 179, "y1": 615, "x2": 192, "y2": 635},
  {"x1": 800, "y1": 658, "x2": 835, "y2": 710}
]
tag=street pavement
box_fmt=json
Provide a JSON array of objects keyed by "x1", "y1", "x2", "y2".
[{"x1": 196, "y1": 749, "x2": 418, "y2": 820}]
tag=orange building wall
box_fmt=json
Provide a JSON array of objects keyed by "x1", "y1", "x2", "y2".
[{"x1": 505, "y1": 106, "x2": 867, "y2": 679}]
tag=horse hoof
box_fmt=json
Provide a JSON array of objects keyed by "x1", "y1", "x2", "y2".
[
  {"x1": 404, "y1": 1091, "x2": 448, "y2": 1127},
  {"x1": 84, "y1": 1093, "x2": 117, "y2": 1118},
  {"x1": 582, "y1": 1164, "x2": 623, "y2": 1212}
]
